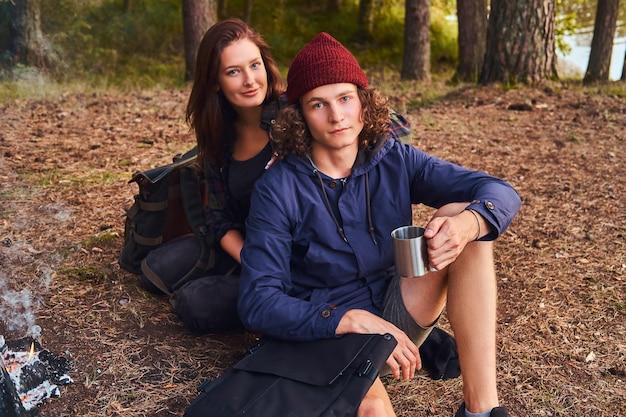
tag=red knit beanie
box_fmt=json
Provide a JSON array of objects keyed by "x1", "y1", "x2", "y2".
[{"x1": 286, "y1": 32, "x2": 369, "y2": 105}]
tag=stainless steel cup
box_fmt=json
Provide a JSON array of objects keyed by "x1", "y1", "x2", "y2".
[{"x1": 391, "y1": 226, "x2": 430, "y2": 277}]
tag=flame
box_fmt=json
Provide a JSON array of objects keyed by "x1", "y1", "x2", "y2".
[{"x1": 28, "y1": 342, "x2": 35, "y2": 361}]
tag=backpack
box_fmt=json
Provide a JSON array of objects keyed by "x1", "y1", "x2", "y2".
[
  {"x1": 118, "y1": 147, "x2": 216, "y2": 288},
  {"x1": 184, "y1": 333, "x2": 398, "y2": 417}
]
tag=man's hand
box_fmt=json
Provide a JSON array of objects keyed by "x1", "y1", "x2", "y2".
[
  {"x1": 423, "y1": 210, "x2": 479, "y2": 271},
  {"x1": 336, "y1": 309, "x2": 421, "y2": 380}
]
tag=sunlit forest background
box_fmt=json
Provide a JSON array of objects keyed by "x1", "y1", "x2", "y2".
[{"x1": 1, "y1": 0, "x2": 625, "y2": 90}]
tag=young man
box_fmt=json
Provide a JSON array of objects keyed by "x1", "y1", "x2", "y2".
[{"x1": 238, "y1": 32, "x2": 521, "y2": 417}]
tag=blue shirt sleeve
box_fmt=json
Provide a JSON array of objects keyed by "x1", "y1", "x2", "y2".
[{"x1": 403, "y1": 145, "x2": 521, "y2": 240}]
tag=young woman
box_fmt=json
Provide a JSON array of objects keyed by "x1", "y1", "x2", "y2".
[
  {"x1": 139, "y1": 19, "x2": 286, "y2": 333},
  {"x1": 238, "y1": 33, "x2": 521, "y2": 416}
]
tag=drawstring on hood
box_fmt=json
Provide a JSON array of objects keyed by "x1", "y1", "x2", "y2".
[
  {"x1": 364, "y1": 172, "x2": 377, "y2": 244},
  {"x1": 309, "y1": 157, "x2": 377, "y2": 245},
  {"x1": 313, "y1": 169, "x2": 348, "y2": 243}
]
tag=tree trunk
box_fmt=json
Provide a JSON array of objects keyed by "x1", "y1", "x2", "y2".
[
  {"x1": 182, "y1": 0, "x2": 216, "y2": 82},
  {"x1": 243, "y1": 0, "x2": 253, "y2": 23},
  {"x1": 1, "y1": 0, "x2": 50, "y2": 71},
  {"x1": 401, "y1": 0, "x2": 430, "y2": 81},
  {"x1": 455, "y1": 0, "x2": 488, "y2": 83},
  {"x1": 327, "y1": 0, "x2": 342, "y2": 13},
  {"x1": 356, "y1": 0, "x2": 377, "y2": 42},
  {"x1": 217, "y1": 0, "x2": 227, "y2": 20},
  {"x1": 583, "y1": 0, "x2": 620, "y2": 84},
  {"x1": 622, "y1": 49, "x2": 626, "y2": 81},
  {"x1": 480, "y1": 0, "x2": 558, "y2": 85}
]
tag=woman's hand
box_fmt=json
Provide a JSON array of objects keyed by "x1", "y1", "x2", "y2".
[{"x1": 336, "y1": 309, "x2": 421, "y2": 380}]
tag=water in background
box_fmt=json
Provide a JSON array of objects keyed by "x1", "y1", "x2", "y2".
[{"x1": 559, "y1": 34, "x2": 625, "y2": 81}]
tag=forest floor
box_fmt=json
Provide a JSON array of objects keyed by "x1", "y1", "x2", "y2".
[{"x1": 0, "y1": 80, "x2": 625, "y2": 417}]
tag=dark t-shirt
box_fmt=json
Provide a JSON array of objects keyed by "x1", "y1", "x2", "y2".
[{"x1": 228, "y1": 141, "x2": 274, "y2": 219}]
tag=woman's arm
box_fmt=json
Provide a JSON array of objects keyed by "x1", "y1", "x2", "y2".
[
  {"x1": 203, "y1": 162, "x2": 244, "y2": 249},
  {"x1": 220, "y1": 229, "x2": 243, "y2": 264}
]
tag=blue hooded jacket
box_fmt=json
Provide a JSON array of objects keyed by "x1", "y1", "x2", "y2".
[{"x1": 238, "y1": 138, "x2": 521, "y2": 341}]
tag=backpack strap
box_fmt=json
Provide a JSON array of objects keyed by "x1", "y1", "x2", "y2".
[{"x1": 167, "y1": 162, "x2": 216, "y2": 292}]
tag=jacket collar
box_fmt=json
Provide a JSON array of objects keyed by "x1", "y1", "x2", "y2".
[{"x1": 285, "y1": 135, "x2": 394, "y2": 178}]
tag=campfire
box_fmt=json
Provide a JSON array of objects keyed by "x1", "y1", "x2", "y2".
[{"x1": 1, "y1": 335, "x2": 72, "y2": 416}]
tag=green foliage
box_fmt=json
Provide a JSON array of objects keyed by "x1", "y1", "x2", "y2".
[
  {"x1": 555, "y1": 0, "x2": 626, "y2": 55},
  {"x1": 59, "y1": 265, "x2": 107, "y2": 282},
  {"x1": 8, "y1": 0, "x2": 461, "y2": 89},
  {"x1": 254, "y1": 1, "x2": 364, "y2": 67},
  {"x1": 233, "y1": 0, "x2": 456, "y2": 71},
  {"x1": 599, "y1": 82, "x2": 626, "y2": 98},
  {"x1": 39, "y1": 0, "x2": 185, "y2": 88},
  {"x1": 429, "y1": 6, "x2": 458, "y2": 68},
  {"x1": 353, "y1": 1, "x2": 406, "y2": 68},
  {"x1": 555, "y1": 0, "x2": 588, "y2": 55},
  {"x1": 83, "y1": 230, "x2": 119, "y2": 248},
  {"x1": 432, "y1": 0, "x2": 456, "y2": 16},
  {"x1": 6, "y1": 0, "x2": 622, "y2": 93},
  {"x1": 555, "y1": 12, "x2": 576, "y2": 55},
  {"x1": 568, "y1": 134, "x2": 582, "y2": 143}
]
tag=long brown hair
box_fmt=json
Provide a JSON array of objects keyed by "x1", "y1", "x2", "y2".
[
  {"x1": 271, "y1": 87, "x2": 391, "y2": 159},
  {"x1": 186, "y1": 19, "x2": 284, "y2": 163}
]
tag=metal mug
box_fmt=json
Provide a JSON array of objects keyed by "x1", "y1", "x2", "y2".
[{"x1": 391, "y1": 225, "x2": 431, "y2": 277}]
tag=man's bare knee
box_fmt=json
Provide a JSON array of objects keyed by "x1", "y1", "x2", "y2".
[
  {"x1": 357, "y1": 395, "x2": 390, "y2": 417},
  {"x1": 357, "y1": 379, "x2": 396, "y2": 417}
]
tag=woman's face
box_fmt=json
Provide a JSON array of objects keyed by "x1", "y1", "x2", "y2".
[{"x1": 217, "y1": 39, "x2": 268, "y2": 110}]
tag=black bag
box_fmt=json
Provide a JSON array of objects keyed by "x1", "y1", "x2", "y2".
[
  {"x1": 419, "y1": 327, "x2": 461, "y2": 380},
  {"x1": 184, "y1": 333, "x2": 398, "y2": 417},
  {"x1": 173, "y1": 273, "x2": 242, "y2": 333},
  {"x1": 118, "y1": 147, "x2": 215, "y2": 289}
]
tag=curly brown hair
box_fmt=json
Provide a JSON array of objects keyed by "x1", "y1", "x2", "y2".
[{"x1": 271, "y1": 87, "x2": 392, "y2": 159}]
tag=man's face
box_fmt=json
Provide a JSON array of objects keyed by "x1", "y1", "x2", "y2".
[{"x1": 300, "y1": 83, "x2": 364, "y2": 153}]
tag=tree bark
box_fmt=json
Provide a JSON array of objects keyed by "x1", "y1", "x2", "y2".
[
  {"x1": 455, "y1": 0, "x2": 488, "y2": 82},
  {"x1": 401, "y1": 0, "x2": 431, "y2": 81},
  {"x1": 217, "y1": 0, "x2": 227, "y2": 19},
  {"x1": 243, "y1": 0, "x2": 253, "y2": 23},
  {"x1": 583, "y1": 0, "x2": 620, "y2": 84},
  {"x1": 622, "y1": 49, "x2": 626, "y2": 81},
  {"x1": 356, "y1": 0, "x2": 378, "y2": 42},
  {"x1": 327, "y1": 0, "x2": 342, "y2": 13},
  {"x1": 182, "y1": 0, "x2": 216, "y2": 82},
  {"x1": 480, "y1": 0, "x2": 558, "y2": 85},
  {"x1": 1, "y1": 0, "x2": 50, "y2": 70}
]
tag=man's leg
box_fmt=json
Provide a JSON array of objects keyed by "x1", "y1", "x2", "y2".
[
  {"x1": 358, "y1": 378, "x2": 397, "y2": 417},
  {"x1": 446, "y1": 239, "x2": 499, "y2": 413},
  {"x1": 400, "y1": 202, "x2": 500, "y2": 413}
]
